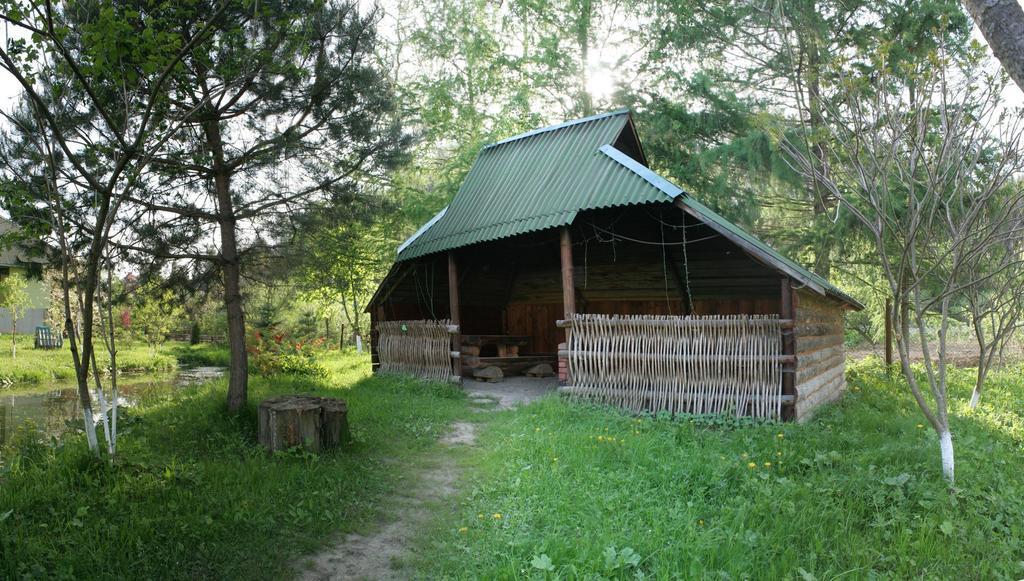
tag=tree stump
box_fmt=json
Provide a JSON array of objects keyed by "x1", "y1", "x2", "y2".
[
  {"x1": 319, "y1": 398, "x2": 352, "y2": 449},
  {"x1": 258, "y1": 395, "x2": 352, "y2": 453},
  {"x1": 473, "y1": 365, "x2": 504, "y2": 383},
  {"x1": 525, "y1": 363, "x2": 554, "y2": 377}
]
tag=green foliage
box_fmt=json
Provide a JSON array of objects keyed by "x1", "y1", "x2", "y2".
[
  {"x1": 0, "y1": 271, "x2": 31, "y2": 357},
  {"x1": 0, "y1": 335, "x2": 178, "y2": 388},
  {"x1": 415, "y1": 359, "x2": 1024, "y2": 578},
  {"x1": 247, "y1": 330, "x2": 328, "y2": 379},
  {"x1": 0, "y1": 351, "x2": 468, "y2": 579},
  {"x1": 127, "y1": 284, "x2": 185, "y2": 352}
]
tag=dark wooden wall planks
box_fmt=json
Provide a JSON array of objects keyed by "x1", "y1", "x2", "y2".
[{"x1": 376, "y1": 204, "x2": 793, "y2": 355}]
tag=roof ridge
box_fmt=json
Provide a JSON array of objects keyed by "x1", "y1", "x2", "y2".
[{"x1": 484, "y1": 108, "x2": 630, "y2": 150}]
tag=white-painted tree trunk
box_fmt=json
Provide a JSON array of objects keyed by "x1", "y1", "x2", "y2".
[
  {"x1": 95, "y1": 386, "x2": 112, "y2": 455},
  {"x1": 969, "y1": 388, "x2": 981, "y2": 410},
  {"x1": 939, "y1": 430, "x2": 955, "y2": 484},
  {"x1": 355, "y1": 334, "x2": 363, "y2": 354},
  {"x1": 82, "y1": 406, "x2": 99, "y2": 453}
]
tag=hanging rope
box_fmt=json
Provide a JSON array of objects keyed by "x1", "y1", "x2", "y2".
[{"x1": 680, "y1": 217, "x2": 696, "y2": 314}]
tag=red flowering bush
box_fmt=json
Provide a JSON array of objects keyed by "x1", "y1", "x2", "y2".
[{"x1": 247, "y1": 328, "x2": 328, "y2": 378}]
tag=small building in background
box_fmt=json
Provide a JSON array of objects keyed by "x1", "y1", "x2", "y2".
[
  {"x1": 368, "y1": 110, "x2": 863, "y2": 421},
  {"x1": 0, "y1": 217, "x2": 50, "y2": 334}
]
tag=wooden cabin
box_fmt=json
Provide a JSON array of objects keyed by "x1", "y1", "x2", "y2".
[{"x1": 368, "y1": 110, "x2": 862, "y2": 421}]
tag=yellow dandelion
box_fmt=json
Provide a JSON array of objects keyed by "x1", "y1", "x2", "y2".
[
  {"x1": 741, "y1": 453, "x2": 748, "y2": 459},
  {"x1": 917, "y1": 424, "x2": 925, "y2": 429},
  {"x1": 458, "y1": 527, "x2": 468, "y2": 534},
  {"x1": 747, "y1": 462, "x2": 757, "y2": 469},
  {"x1": 493, "y1": 513, "x2": 502, "y2": 520},
  {"x1": 535, "y1": 427, "x2": 541, "y2": 432},
  {"x1": 776, "y1": 433, "x2": 784, "y2": 439},
  {"x1": 552, "y1": 457, "x2": 558, "y2": 462},
  {"x1": 698, "y1": 519, "x2": 704, "y2": 526},
  {"x1": 598, "y1": 435, "x2": 605, "y2": 441},
  {"x1": 477, "y1": 513, "x2": 484, "y2": 519},
  {"x1": 776, "y1": 451, "x2": 782, "y2": 457},
  {"x1": 764, "y1": 462, "x2": 772, "y2": 468}
]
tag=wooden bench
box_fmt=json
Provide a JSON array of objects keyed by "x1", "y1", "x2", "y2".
[{"x1": 34, "y1": 325, "x2": 63, "y2": 349}]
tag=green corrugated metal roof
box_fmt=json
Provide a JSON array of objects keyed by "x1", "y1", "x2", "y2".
[
  {"x1": 396, "y1": 109, "x2": 671, "y2": 260},
  {"x1": 395, "y1": 109, "x2": 861, "y2": 309}
]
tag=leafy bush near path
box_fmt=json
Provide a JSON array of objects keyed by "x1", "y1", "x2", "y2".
[
  {"x1": 417, "y1": 358, "x2": 1024, "y2": 579},
  {"x1": 0, "y1": 351, "x2": 466, "y2": 579}
]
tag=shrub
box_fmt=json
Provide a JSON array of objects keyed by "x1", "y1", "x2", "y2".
[
  {"x1": 250, "y1": 352, "x2": 328, "y2": 378},
  {"x1": 246, "y1": 329, "x2": 328, "y2": 378}
]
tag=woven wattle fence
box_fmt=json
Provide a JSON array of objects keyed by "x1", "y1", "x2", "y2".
[
  {"x1": 376, "y1": 319, "x2": 456, "y2": 382},
  {"x1": 561, "y1": 314, "x2": 785, "y2": 419}
]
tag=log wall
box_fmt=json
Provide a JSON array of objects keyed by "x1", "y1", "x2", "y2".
[{"x1": 793, "y1": 289, "x2": 847, "y2": 421}]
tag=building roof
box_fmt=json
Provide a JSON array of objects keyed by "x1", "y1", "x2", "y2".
[
  {"x1": 0, "y1": 217, "x2": 46, "y2": 268},
  {"x1": 395, "y1": 110, "x2": 862, "y2": 309}
]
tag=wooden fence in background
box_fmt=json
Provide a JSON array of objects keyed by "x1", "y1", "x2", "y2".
[
  {"x1": 559, "y1": 314, "x2": 786, "y2": 419},
  {"x1": 376, "y1": 320, "x2": 459, "y2": 383}
]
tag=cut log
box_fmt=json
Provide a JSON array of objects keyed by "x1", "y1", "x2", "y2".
[
  {"x1": 473, "y1": 365, "x2": 504, "y2": 383},
  {"x1": 319, "y1": 398, "x2": 353, "y2": 450},
  {"x1": 525, "y1": 363, "x2": 554, "y2": 377},
  {"x1": 461, "y1": 344, "x2": 481, "y2": 357},
  {"x1": 460, "y1": 355, "x2": 557, "y2": 377},
  {"x1": 258, "y1": 396, "x2": 322, "y2": 453},
  {"x1": 258, "y1": 395, "x2": 352, "y2": 453}
]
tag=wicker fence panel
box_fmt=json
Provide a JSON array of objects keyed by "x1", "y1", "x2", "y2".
[
  {"x1": 376, "y1": 320, "x2": 455, "y2": 382},
  {"x1": 563, "y1": 314, "x2": 784, "y2": 419}
]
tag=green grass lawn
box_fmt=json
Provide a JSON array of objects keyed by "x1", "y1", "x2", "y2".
[
  {"x1": 0, "y1": 334, "x2": 180, "y2": 387},
  {"x1": 0, "y1": 349, "x2": 467, "y2": 579},
  {"x1": 414, "y1": 359, "x2": 1024, "y2": 579},
  {"x1": 3, "y1": 350, "x2": 1023, "y2": 579}
]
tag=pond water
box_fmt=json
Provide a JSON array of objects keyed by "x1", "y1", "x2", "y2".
[{"x1": 0, "y1": 366, "x2": 225, "y2": 447}]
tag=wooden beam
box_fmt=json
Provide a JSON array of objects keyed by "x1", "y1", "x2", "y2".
[
  {"x1": 448, "y1": 252, "x2": 462, "y2": 379},
  {"x1": 780, "y1": 278, "x2": 796, "y2": 421},
  {"x1": 560, "y1": 227, "x2": 576, "y2": 319}
]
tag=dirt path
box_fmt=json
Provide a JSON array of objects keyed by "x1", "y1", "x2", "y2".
[
  {"x1": 296, "y1": 420, "x2": 477, "y2": 581},
  {"x1": 295, "y1": 379, "x2": 555, "y2": 580}
]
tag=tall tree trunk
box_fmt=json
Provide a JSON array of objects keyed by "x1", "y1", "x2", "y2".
[
  {"x1": 805, "y1": 24, "x2": 833, "y2": 278},
  {"x1": 575, "y1": 0, "x2": 594, "y2": 116},
  {"x1": 206, "y1": 119, "x2": 248, "y2": 413},
  {"x1": 963, "y1": 0, "x2": 1024, "y2": 93},
  {"x1": 218, "y1": 175, "x2": 248, "y2": 413}
]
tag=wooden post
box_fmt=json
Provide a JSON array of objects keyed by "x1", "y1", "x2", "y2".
[
  {"x1": 559, "y1": 227, "x2": 575, "y2": 384},
  {"x1": 370, "y1": 306, "x2": 382, "y2": 372},
  {"x1": 884, "y1": 297, "x2": 893, "y2": 373},
  {"x1": 780, "y1": 278, "x2": 796, "y2": 421},
  {"x1": 560, "y1": 227, "x2": 575, "y2": 319},
  {"x1": 448, "y1": 252, "x2": 462, "y2": 379}
]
